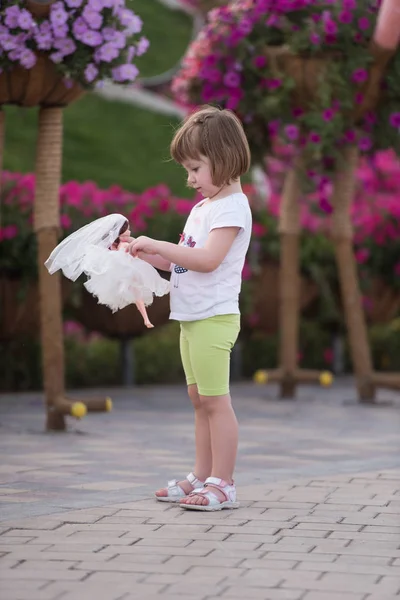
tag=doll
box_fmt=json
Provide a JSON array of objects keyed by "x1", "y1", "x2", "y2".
[{"x1": 45, "y1": 213, "x2": 169, "y2": 328}]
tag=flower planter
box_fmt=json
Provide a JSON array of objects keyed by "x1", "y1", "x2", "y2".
[
  {"x1": 250, "y1": 259, "x2": 319, "y2": 335},
  {"x1": 0, "y1": 53, "x2": 83, "y2": 108},
  {"x1": 69, "y1": 287, "x2": 171, "y2": 339},
  {"x1": 0, "y1": 275, "x2": 72, "y2": 341},
  {"x1": 265, "y1": 45, "x2": 389, "y2": 122}
]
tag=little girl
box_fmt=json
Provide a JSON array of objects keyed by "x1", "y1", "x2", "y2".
[
  {"x1": 127, "y1": 105, "x2": 252, "y2": 511},
  {"x1": 45, "y1": 213, "x2": 169, "y2": 328}
]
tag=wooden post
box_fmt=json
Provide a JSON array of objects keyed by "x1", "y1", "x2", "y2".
[
  {"x1": 33, "y1": 107, "x2": 66, "y2": 430},
  {"x1": 278, "y1": 162, "x2": 301, "y2": 398},
  {"x1": 331, "y1": 146, "x2": 375, "y2": 402}
]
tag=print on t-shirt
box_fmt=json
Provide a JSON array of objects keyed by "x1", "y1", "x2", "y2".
[{"x1": 173, "y1": 233, "x2": 196, "y2": 288}]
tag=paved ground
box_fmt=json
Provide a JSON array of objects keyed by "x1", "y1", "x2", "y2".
[{"x1": 0, "y1": 380, "x2": 400, "y2": 600}]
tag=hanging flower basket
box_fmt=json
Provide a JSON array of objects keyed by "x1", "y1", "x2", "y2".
[
  {"x1": 173, "y1": 0, "x2": 400, "y2": 206},
  {"x1": 264, "y1": 44, "x2": 390, "y2": 122},
  {"x1": 69, "y1": 287, "x2": 171, "y2": 339},
  {"x1": 0, "y1": 0, "x2": 149, "y2": 108},
  {"x1": 0, "y1": 52, "x2": 83, "y2": 108},
  {"x1": 0, "y1": 274, "x2": 72, "y2": 341}
]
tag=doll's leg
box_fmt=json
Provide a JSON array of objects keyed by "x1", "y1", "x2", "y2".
[{"x1": 135, "y1": 300, "x2": 154, "y2": 328}]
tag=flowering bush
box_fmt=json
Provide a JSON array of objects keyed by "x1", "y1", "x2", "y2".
[
  {"x1": 0, "y1": 171, "x2": 194, "y2": 279},
  {"x1": 172, "y1": 0, "x2": 400, "y2": 207},
  {"x1": 1, "y1": 149, "x2": 400, "y2": 302},
  {"x1": 0, "y1": 0, "x2": 149, "y2": 87}
]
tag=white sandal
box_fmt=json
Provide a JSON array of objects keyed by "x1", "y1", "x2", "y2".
[
  {"x1": 180, "y1": 477, "x2": 240, "y2": 511},
  {"x1": 155, "y1": 472, "x2": 205, "y2": 503}
]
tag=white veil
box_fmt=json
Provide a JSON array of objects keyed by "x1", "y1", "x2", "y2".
[{"x1": 45, "y1": 213, "x2": 128, "y2": 281}]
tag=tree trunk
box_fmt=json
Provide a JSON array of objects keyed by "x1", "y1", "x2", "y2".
[
  {"x1": 331, "y1": 146, "x2": 375, "y2": 402},
  {"x1": 278, "y1": 163, "x2": 301, "y2": 398},
  {"x1": 33, "y1": 107, "x2": 66, "y2": 430}
]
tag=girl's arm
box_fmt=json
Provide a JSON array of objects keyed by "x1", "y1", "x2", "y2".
[
  {"x1": 136, "y1": 252, "x2": 172, "y2": 272},
  {"x1": 129, "y1": 227, "x2": 240, "y2": 273}
]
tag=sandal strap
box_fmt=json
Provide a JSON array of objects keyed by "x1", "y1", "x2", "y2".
[
  {"x1": 204, "y1": 478, "x2": 230, "y2": 502},
  {"x1": 186, "y1": 472, "x2": 204, "y2": 488}
]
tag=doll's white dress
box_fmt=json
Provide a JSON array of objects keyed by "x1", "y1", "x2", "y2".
[{"x1": 82, "y1": 244, "x2": 169, "y2": 312}]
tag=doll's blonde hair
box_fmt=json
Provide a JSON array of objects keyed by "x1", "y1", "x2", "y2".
[{"x1": 170, "y1": 105, "x2": 251, "y2": 186}]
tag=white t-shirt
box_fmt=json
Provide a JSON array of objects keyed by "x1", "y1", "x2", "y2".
[{"x1": 170, "y1": 192, "x2": 252, "y2": 321}]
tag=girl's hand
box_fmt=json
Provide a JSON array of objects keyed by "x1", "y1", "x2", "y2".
[{"x1": 127, "y1": 236, "x2": 159, "y2": 256}]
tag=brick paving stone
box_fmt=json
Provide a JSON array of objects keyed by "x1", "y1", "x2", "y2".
[
  {"x1": 0, "y1": 381, "x2": 399, "y2": 600},
  {"x1": 303, "y1": 593, "x2": 364, "y2": 600}
]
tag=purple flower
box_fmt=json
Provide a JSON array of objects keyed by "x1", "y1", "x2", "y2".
[
  {"x1": 323, "y1": 108, "x2": 334, "y2": 121},
  {"x1": 319, "y1": 197, "x2": 333, "y2": 214},
  {"x1": 53, "y1": 24, "x2": 69, "y2": 39},
  {"x1": 344, "y1": 129, "x2": 356, "y2": 143},
  {"x1": 309, "y1": 132, "x2": 321, "y2": 144},
  {"x1": 389, "y1": 112, "x2": 400, "y2": 128},
  {"x1": 17, "y1": 9, "x2": 35, "y2": 30},
  {"x1": 98, "y1": 42, "x2": 120, "y2": 62},
  {"x1": 1, "y1": 35, "x2": 17, "y2": 52},
  {"x1": 118, "y1": 10, "x2": 142, "y2": 34},
  {"x1": 82, "y1": 6, "x2": 103, "y2": 30},
  {"x1": 223, "y1": 71, "x2": 241, "y2": 88},
  {"x1": 324, "y1": 18, "x2": 337, "y2": 36},
  {"x1": 54, "y1": 38, "x2": 77, "y2": 56},
  {"x1": 226, "y1": 90, "x2": 243, "y2": 111},
  {"x1": 268, "y1": 120, "x2": 280, "y2": 136},
  {"x1": 352, "y1": 69, "x2": 368, "y2": 83},
  {"x1": 81, "y1": 30, "x2": 103, "y2": 47},
  {"x1": 310, "y1": 32, "x2": 320, "y2": 45},
  {"x1": 266, "y1": 14, "x2": 279, "y2": 26},
  {"x1": 85, "y1": 63, "x2": 99, "y2": 83},
  {"x1": 66, "y1": 0, "x2": 83, "y2": 7},
  {"x1": 263, "y1": 78, "x2": 281, "y2": 90},
  {"x1": 112, "y1": 63, "x2": 139, "y2": 82},
  {"x1": 50, "y1": 52, "x2": 63, "y2": 64},
  {"x1": 126, "y1": 45, "x2": 135, "y2": 62},
  {"x1": 253, "y1": 55, "x2": 267, "y2": 69},
  {"x1": 4, "y1": 6, "x2": 20, "y2": 29},
  {"x1": 102, "y1": 27, "x2": 118, "y2": 42},
  {"x1": 339, "y1": 10, "x2": 352, "y2": 24},
  {"x1": 355, "y1": 92, "x2": 364, "y2": 105},
  {"x1": 88, "y1": 0, "x2": 104, "y2": 10},
  {"x1": 284, "y1": 124, "x2": 299, "y2": 141},
  {"x1": 8, "y1": 49, "x2": 22, "y2": 62},
  {"x1": 358, "y1": 17, "x2": 370, "y2": 30},
  {"x1": 136, "y1": 37, "x2": 149, "y2": 57},
  {"x1": 292, "y1": 107, "x2": 304, "y2": 118},
  {"x1": 343, "y1": 0, "x2": 356, "y2": 8},
  {"x1": 50, "y1": 6, "x2": 69, "y2": 28},
  {"x1": 359, "y1": 137, "x2": 372, "y2": 152},
  {"x1": 73, "y1": 17, "x2": 88, "y2": 38}
]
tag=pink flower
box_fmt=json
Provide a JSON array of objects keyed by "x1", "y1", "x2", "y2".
[
  {"x1": 252, "y1": 223, "x2": 267, "y2": 237},
  {"x1": 358, "y1": 17, "x2": 370, "y2": 30},
  {"x1": 355, "y1": 248, "x2": 370, "y2": 264},
  {"x1": 60, "y1": 214, "x2": 72, "y2": 229},
  {"x1": 242, "y1": 262, "x2": 252, "y2": 281},
  {"x1": 323, "y1": 348, "x2": 334, "y2": 364},
  {"x1": 0, "y1": 224, "x2": 18, "y2": 240},
  {"x1": 352, "y1": 69, "x2": 368, "y2": 83}
]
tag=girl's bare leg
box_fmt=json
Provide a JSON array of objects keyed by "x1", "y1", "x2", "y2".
[
  {"x1": 155, "y1": 384, "x2": 212, "y2": 497},
  {"x1": 135, "y1": 300, "x2": 154, "y2": 328},
  {"x1": 181, "y1": 393, "x2": 238, "y2": 506}
]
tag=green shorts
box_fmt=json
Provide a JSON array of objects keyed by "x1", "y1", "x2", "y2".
[{"x1": 180, "y1": 314, "x2": 240, "y2": 397}]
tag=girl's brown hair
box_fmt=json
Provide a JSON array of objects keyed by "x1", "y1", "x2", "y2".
[{"x1": 170, "y1": 105, "x2": 251, "y2": 187}]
